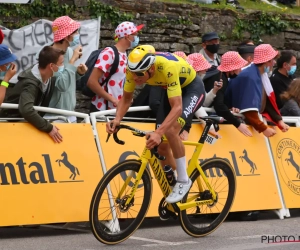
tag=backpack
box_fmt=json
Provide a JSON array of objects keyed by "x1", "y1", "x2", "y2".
[{"x1": 77, "y1": 46, "x2": 120, "y2": 97}]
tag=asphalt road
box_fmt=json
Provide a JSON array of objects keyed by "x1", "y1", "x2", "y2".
[{"x1": 1, "y1": 210, "x2": 300, "y2": 250}]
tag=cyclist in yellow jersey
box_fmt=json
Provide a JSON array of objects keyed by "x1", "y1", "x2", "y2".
[{"x1": 106, "y1": 45, "x2": 206, "y2": 203}]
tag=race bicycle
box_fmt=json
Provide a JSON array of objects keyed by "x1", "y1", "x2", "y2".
[{"x1": 89, "y1": 117, "x2": 236, "y2": 245}]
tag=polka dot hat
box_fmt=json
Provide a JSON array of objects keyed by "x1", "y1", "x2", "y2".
[
  {"x1": 187, "y1": 53, "x2": 212, "y2": 72},
  {"x1": 115, "y1": 22, "x2": 144, "y2": 39},
  {"x1": 217, "y1": 51, "x2": 248, "y2": 72},
  {"x1": 173, "y1": 51, "x2": 188, "y2": 60},
  {"x1": 52, "y1": 16, "x2": 81, "y2": 42},
  {"x1": 253, "y1": 44, "x2": 278, "y2": 64}
]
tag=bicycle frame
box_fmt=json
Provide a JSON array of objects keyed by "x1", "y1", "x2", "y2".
[{"x1": 118, "y1": 139, "x2": 217, "y2": 211}]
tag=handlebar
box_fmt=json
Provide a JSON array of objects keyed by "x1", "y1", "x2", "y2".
[{"x1": 106, "y1": 124, "x2": 166, "y2": 161}]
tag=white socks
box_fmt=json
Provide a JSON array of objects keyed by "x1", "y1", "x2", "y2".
[{"x1": 175, "y1": 156, "x2": 189, "y2": 183}]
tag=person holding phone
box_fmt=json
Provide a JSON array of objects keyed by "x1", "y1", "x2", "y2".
[
  {"x1": 0, "y1": 44, "x2": 17, "y2": 105},
  {"x1": 36, "y1": 16, "x2": 87, "y2": 123},
  {"x1": 203, "y1": 51, "x2": 253, "y2": 137}
]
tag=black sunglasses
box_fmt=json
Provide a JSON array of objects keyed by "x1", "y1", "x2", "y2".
[{"x1": 133, "y1": 71, "x2": 147, "y2": 77}]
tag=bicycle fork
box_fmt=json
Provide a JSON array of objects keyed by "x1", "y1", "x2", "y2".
[{"x1": 117, "y1": 160, "x2": 148, "y2": 207}]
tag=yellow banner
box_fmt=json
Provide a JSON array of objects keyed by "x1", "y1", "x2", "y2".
[
  {"x1": 0, "y1": 123, "x2": 102, "y2": 226},
  {"x1": 269, "y1": 127, "x2": 300, "y2": 209},
  {"x1": 96, "y1": 122, "x2": 282, "y2": 216}
]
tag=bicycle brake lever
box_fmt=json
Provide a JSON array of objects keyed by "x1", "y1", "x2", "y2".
[{"x1": 106, "y1": 133, "x2": 111, "y2": 142}]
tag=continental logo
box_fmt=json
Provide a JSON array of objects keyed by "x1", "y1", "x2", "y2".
[
  {"x1": 198, "y1": 151, "x2": 260, "y2": 178},
  {"x1": 276, "y1": 138, "x2": 300, "y2": 195},
  {"x1": 118, "y1": 150, "x2": 260, "y2": 180},
  {"x1": 239, "y1": 149, "x2": 258, "y2": 175},
  {"x1": 0, "y1": 152, "x2": 83, "y2": 185}
]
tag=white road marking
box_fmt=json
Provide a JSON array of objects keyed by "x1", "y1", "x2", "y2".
[
  {"x1": 230, "y1": 235, "x2": 264, "y2": 240},
  {"x1": 129, "y1": 236, "x2": 197, "y2": 246}
]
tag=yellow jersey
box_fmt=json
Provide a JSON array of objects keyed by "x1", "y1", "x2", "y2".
[{"x1": 124, "y1": 52, "x2": 196, "y2": 98}]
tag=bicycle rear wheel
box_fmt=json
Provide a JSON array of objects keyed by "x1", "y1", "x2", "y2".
[
  {"x1": 89, "y1": 160, "x2": 152, "y2": 245},
  {"x1": 179, "y1": 158, "x2": 236, "y2": 237}
]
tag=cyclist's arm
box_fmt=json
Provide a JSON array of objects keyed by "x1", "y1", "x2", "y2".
[
  {"x1": 156, "y1": 66, "x2": 182, "y2": 136},
  {"x1": 115, "y1": 75, "x2": 136, "y2": 122},
  {"x1": 115, "y1": 90, "x2": 133, "y2": 122},
  {"x1": 156, "y1": 95, "x2": 182, "y2": 137}
]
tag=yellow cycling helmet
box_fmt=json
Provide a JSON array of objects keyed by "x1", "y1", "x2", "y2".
[{"x1": 128, "y1": 45, "x2": 156, "y2": 72}]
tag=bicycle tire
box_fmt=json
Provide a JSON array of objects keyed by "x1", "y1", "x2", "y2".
[
  {"x1": 89, "y1": 159, "x2": 152, "y2": 245},
  {"x1": 179, "y1": 158, "x2": 236, "y2": 237}
]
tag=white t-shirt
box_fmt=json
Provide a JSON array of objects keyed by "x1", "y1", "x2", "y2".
[{"x1": 91, "y1": 47, "x2": 127, "y2": 111}]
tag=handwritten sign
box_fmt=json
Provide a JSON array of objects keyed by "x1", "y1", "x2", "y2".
[{"x1": 1, "y1": 18, "x2": 101, "y2": 83}]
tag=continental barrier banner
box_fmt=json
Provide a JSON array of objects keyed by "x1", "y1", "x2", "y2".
[
  {"x1": 1, "y1": 18, "x2": 100, "y2": 83},
  {"x1": 96, "y1": 122, "x2": 283, "y2": 216},
  {"x1": 0, "y1": 123, "x2": 102, "y2": 226},
  {"x1": 269, "y1": 127, "x2": 300, "y2": 209}
]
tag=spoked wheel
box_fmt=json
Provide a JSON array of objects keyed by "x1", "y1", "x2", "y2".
[
  {"x1": 179, "y1": 158, "x2": 236, "y2": 237},
  {"x1": 89, "y1": 160, "x2": 152, "y2": 245}
]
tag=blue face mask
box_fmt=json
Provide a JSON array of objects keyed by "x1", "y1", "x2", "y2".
[
  {"x1": 69, "y1": 34, "x2": 80, "y2": 47},
  {"x1": 264, "y1": 66, "x2": 270, "y2": 74},
  {"x1": 0, "y1": 64, "x2": 11, "y2": 78},
  {"x1": 288, "y1": 65, "x2": 297, "y2": 76},
  {"x1": 130, "y1": 36, "x2": 139, "y2": 49},
  {"x1": 57, "y1": 65, "x2": 65, "y2": 73}
]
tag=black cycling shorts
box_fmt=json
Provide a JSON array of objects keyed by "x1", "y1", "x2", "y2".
[{"x1": 155, "y1": 75, "x2": 205, "y2": 129}]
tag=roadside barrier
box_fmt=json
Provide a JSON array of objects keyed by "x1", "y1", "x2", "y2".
[
  {"x1": 0, "y1": 104, "x2": 100, "y2": 227},
  {"x1": 0, "y1": 103, "x2": 299, "y2": 226}
]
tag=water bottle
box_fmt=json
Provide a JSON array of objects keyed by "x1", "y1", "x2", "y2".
[{"x1": 163, "y1": 165, "x2": 177, "y2": 186}]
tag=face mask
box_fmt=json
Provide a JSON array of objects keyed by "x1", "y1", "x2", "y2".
[
  {"x1": 51, "y1": 64, "x2": 64, "y2": 77},
  {"x1": 130, "y1": 36, "x2": 139, "y2": 49},
  {"x1": 288, "y1": 65, "x2": 297, "y2": 76},
  {"x1": 206, "y1": 44, "x2": 220, "y2": 54},
  {"x1": 0, "y1": 64, "x2": 11, "y2": 78},
  {"x1": 69, "y1": 34, "x2": 80, "y2": 47},
  {"x1": 57, "y1": 65, "x2": 65, "y2": 73},
  {"x1": 264, "y1": 66, "x2": 270, "y2": 74}
]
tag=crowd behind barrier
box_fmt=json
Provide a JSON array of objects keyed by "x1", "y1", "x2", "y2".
[
  {"x1": 1, "y1": 15, "x2": 300, "y2": 226},
  {"x1": 0, "y1": 104, "x2": 299, "y2": 227}
]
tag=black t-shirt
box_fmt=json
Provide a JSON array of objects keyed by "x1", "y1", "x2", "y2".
[{"x1": 270, "y1": 68, "x2": 294, "y2": 109}]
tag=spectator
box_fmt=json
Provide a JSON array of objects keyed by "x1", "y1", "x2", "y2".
[
  {"x1": 199, "y1": 32, "x2": 221, "y2": 67},
  {"x1": 280, "y1": 78, "x2": 300, "y2": 116},
  {"x1": 237, "y1": 44, "x2": 256, "y2": 70},
  {"x1": 0, "y1": 44, "x2": 17, "y2": 104},
  {"x1": 88, "y1": 21, "x2": 144, "y2": 112},
  {"x1": 203, "y1": 51, "x2": 252, "y2": 137},
  {"x1": 1, "y1": 46, "x2": 65, "y2": 143},
  {"x1": 38, "y1": 16, "x2": 87, "y2": 123},
  {"x1": 238, "y1": 39, "x2": 255, "y2": 46},
  {"x1": 270, "y1": 50, "x2": 296, "y2": 109},
  {"x1": 225, "y1": 44, "x2": 290, "y2": 137}
]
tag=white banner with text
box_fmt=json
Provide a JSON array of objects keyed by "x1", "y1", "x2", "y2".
[{"x1": 1, "y1": 18, "x2": 101, "y2": 83}]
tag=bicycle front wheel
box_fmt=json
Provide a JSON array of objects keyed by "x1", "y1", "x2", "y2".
[
  {"x1": 89, "y1": 160, "x2": 152, "y2": 245},
  {"x1": 179, "y1": 158, "x2": 236, "y2": 237}
]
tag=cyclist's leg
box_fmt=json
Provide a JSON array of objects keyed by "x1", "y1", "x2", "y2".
[{"x1": 165, "y1": 75, "x2": 205, "y2": 203}]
